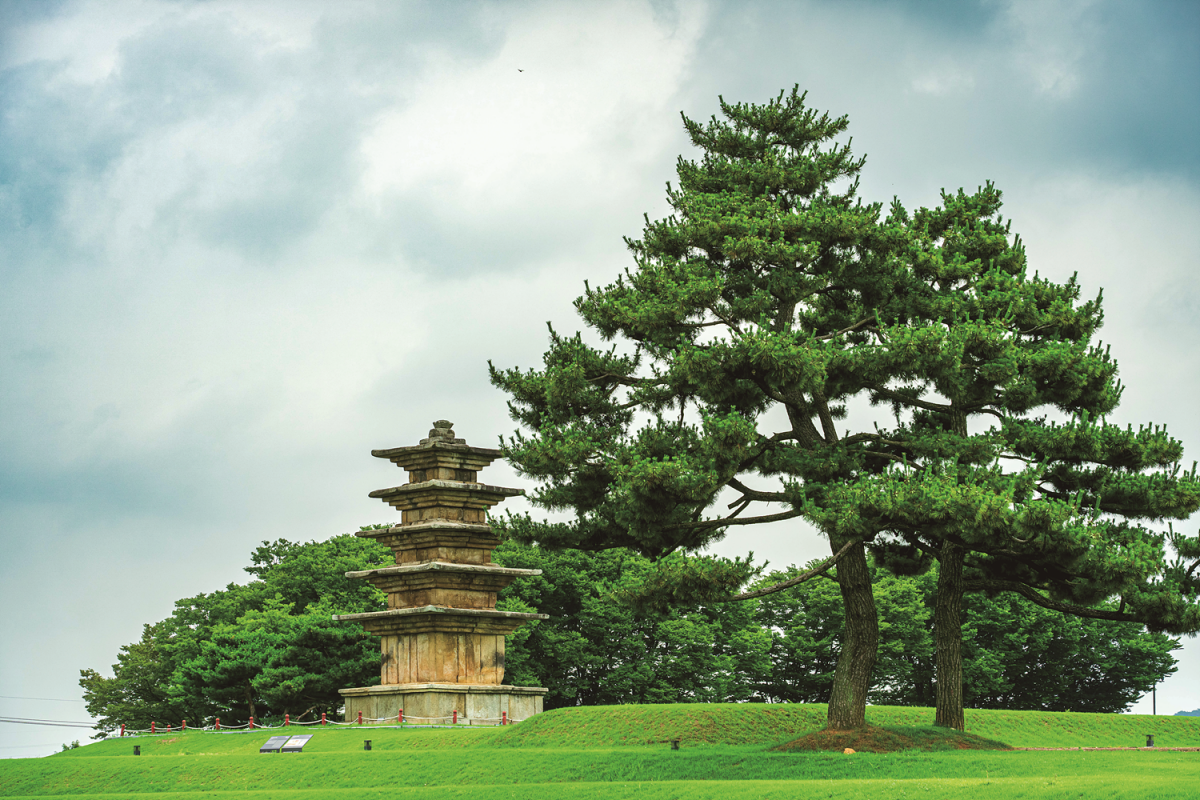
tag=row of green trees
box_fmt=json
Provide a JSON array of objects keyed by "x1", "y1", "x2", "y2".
[
  {"x1": 80, "y1": 536, "x2": 389, "y2": 732},
  {"x1": 489, "y1": 87, "x2": 1200, "y2": 730},
  {"x1": 82, "y1": 534, "x2": 1177, "y2": 732}
]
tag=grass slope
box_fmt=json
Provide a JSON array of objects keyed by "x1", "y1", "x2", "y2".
[{"x1": 2, "y1": 704, "x2": 1197, "y2": 799}]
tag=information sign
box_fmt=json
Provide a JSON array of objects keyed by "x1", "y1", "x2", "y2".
[
  {"x1": 259, "y1": 736, "x2": 291, "y2": 753},
  {"x1": 281, "y1": 735, "x2": 313, "y2": 753}
]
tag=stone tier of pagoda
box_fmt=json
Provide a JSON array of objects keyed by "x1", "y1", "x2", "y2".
[{"x1": 335, "y1": 421, "x2": 547, "y2": 722}]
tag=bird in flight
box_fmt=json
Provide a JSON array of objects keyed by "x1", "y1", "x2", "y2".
[{"x1": 518, "y1": 69, "x2": 524, "y2": 72}]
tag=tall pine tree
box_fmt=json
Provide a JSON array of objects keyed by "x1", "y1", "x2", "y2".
[
  {"x1": 843, "y1": 185, "x2": 1200, "y2": 729},
  {"x1": 494, "y1": 88, "x2": 914, "y2": 729}
]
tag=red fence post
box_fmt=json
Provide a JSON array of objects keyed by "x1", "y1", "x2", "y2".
[
  {"x1": 120, "y1": 724, "x2": 125, "y2": 737},
  {"x1": 182, "y1": 720, "x2": 186, "y2": 732},
  {"x1": 321, "y1": 712, "x2": 326, "y2": 726},
  {"x1": 166, "y1": 724, "x2": 172, "y2": 733},
  {"x1": 502, "y1": 712, "x2": 507, "y2": 726},
  {"x1": 215, "y1": 718, "x2": 220, "y2": 730},
  {"x1": 357, "y1": 711, "x2": 363, "y2": 725},
  {"x1": 284, "y1": 713, "x2": 289, "y2": 726},
  {"x1": 452, "y1": 710, "x2": 457, "y2": 725},
  {"x1": 249, "y1": 717, "x2": 255, "y2": 730},
  {"x1": 151, "y1": 722, "x2": 155, "y2": 734},
  {"x1": 399, "y1": 709, "x2": 403, "y2": 725}
]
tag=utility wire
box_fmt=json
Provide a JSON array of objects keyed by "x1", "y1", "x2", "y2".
[
  {"x1": 0, "y1": 695, "x2": 87, "y2": 703},
  {"x1": 0, "y1": 742, "x2": 66, "y2": 750},
  {"x1": 0, "y1": 716, "x2": 96, "y2": 729}
]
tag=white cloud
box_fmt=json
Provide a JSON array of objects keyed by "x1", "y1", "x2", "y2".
[{"x1": 360, "y1": 0, "x2": 705, "y2": 226}]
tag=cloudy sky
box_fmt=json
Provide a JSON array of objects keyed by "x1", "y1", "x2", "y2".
[{"x1": 2, "y1": 0, "x2": 1197, "y2": 755}]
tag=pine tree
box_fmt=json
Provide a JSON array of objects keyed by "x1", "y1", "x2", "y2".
[
  {"x1": 492, "y1": 88, "x2": 913, "y2": 729},
  {"x1": 847, "y1": 186, "x2": 1200, "y2": 729}
]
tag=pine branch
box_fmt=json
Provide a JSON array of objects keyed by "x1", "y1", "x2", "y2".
[
  {"x1": 668, "y1": 508, "x2": 805, "y2": 532},
  {"x1": 730, "y1": 539, "x2": 857, "y2": 600},
  {"x1": 871, "y1": 386, "x2": 953, "y2": 414},
  {"x1": 963, "y1": 580, "x2": 1142, "y2": 622}
]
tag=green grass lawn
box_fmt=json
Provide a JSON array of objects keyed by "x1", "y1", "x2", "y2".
[{"x1": 2, "y1": 704, "x2": 1197, "y2": 799}]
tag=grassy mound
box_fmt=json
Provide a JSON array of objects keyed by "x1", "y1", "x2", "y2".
[{"x1": 774, "y1": 724, "x2": 1011, "y2": 753}]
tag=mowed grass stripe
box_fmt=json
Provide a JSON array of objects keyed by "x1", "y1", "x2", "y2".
[
  {"x1": 2, "y1": 774, "x2": 1199, "y2": 800},
  {"x1": 3, "y1": 750, "x2": 1197, "y2": 795}
]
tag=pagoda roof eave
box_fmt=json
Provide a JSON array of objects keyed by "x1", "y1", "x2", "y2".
[
  {"x1": 372, "y1": 440, "x2": 502, "y2": 462},
  {"x1": 368, "y1": 479, "x2": 524, "y2": 500},
  {"x1": 345, "y1": 562, "x2": 542, "y2": 579},
  {"x1": 353, "y1": 520, "x2": 495, "y2": 539},
  {"x1": 332, "y1": 606, "x2": 548, "y2": 623}
]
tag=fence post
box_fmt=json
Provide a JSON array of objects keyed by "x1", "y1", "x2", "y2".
[
  {"x1": 120, "y1": 724, "x2": 125, "y2": 737},
  {"x1": 249, "y1": 717, "x2": 255, "y2": 730},
  {"x1": 357, "y1": 711, "x2": 363, "y2": 725},
  {"x1": 182, "y1": 720, "x2": 186, "y2": 732},
  {"x1": 215, "y1": 718, "x2": 220, "y2": 731},
  {"x1": 398, "y1": 709, "x2": 403, "y2": 725},
  {"x1": 284, "y1": 713, "x2": 289, "y2": 726},
  {"x1": 453, "y1": 710, "x2": 458, "y2": 725},
  {"x1": 502, "y1": 712, "x2": 507, "y2": 726},
  {"x1": 151, "y1": 722, "x2": 155, "y2": 734},
  {"x1": 321, "y1": 712, "x2": 326, "y2": 726}
]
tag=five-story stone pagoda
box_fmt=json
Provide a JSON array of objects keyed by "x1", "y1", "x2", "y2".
[{"x1": 335, "y1": 420, "x2": 547, "y2": 724}]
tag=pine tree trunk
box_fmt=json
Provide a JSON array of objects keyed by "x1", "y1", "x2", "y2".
[
  {"x1": 826, "y1": 536, "x2": 878, "y2": 730},
  {"x1": 934, "y1": 541, "x2": 965, "y2": 730}
]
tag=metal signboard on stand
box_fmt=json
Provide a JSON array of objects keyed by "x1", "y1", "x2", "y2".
[{"x1": 259, "y1": 736, "x2": 291, "y2": 753}]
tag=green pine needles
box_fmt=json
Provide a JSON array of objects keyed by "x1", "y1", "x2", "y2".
[{"x1": 489, "y1": 87, "x2": 1200, "y2": 732}]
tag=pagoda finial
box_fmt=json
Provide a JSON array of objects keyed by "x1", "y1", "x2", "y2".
[{"x1": 414, "y1": 419, "x2": 465, "y2": 446}]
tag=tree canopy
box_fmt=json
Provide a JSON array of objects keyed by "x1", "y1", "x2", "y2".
[
  {"x1": 81, "y1": 534, "x2": 391, "y2": 733},
  {"x1": 490, "y1": 87, "x2": 1200, "y2": 730}
]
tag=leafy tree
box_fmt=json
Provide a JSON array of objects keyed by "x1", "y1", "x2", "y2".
[
  {"x1": 958, "y1": 592, "x2": 1178, "y2": 713},
  {"x1": 80, "y1": 619, "x2": 211, "y2": 733},
  {"x1": 494, "y1": 538, "x2": 771, "y2": 707},
  {"x1": 179, "y1": 597, "x2": 380, "y2": 723},
  {"x1": 81, "y1": 534, "x2": 391, "y2": 733},
  {"x1": 495, "y1": 535, "x2": 1178, "y2": 713},
  {"x1": 752, "y1": 560, "x2": 1177, "y2": 713}
]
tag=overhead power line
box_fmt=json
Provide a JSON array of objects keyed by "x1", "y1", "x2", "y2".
[
  {"x1": 0, "y1": 695, "x2": 87, "y2": 703},
  {"x1": 0, "y1": 716, "x2": 96, "y2": 729}
]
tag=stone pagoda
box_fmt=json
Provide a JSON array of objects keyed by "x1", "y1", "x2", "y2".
[{"x1": 335, "y1": 420, "x2": 547, "y2": 724}]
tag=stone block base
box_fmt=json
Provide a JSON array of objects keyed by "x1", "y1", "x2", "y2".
[{"x1": 340, "y1": 683, "x2": 546, "y2": 725}]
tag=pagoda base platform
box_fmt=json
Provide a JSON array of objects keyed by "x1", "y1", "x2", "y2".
[{"x1": 340, "y1": 683, "x2": 547, "y2": 725}]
